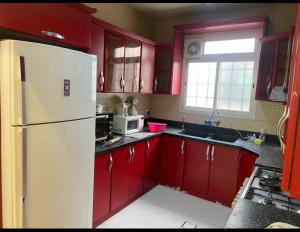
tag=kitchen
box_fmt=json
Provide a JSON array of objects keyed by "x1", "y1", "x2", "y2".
[{"x1": 0, "y1": 2, "x2": 300, "y2": 229}]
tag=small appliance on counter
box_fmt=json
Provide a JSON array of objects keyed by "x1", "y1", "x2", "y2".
[
  {"x1": 112, "y1": 114, "x2": 144, "y2": 135},
  {"x1": 95, "y1": 112, "x2": 113, "y2": 142}
]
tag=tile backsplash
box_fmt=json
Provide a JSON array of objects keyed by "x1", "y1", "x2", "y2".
[
  {"x1": 96, "y1": 93, "x2": 152, "y2": 118},
  {"x1": 150, "y1": 94, "x2": 285, "y2": 135},
  {"x1": 97, "y1": 92, "x2": 284, "y2": 135}
]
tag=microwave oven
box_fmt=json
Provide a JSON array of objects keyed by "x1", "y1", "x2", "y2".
[
  {"x1": 95, "y1": 112, "x2": 113, "y2": 141},
  {"x1": 112, "y1": 115, "x2": 144, "y2": 135}
]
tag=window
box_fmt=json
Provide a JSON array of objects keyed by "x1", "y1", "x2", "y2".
[{"x1": 182, "y1": 29, "x2": 262, "y2": 119}]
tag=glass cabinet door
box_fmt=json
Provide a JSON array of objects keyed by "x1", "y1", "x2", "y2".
[
  {"x1": 105, "y1": 32, "x2": 125, "y2": 93},
  {"x1": 153, "y1": 45, "x2": 173, "y2": 94},
  {"x1": 124, "y1": 39, "x2": 141, "y2": 93}
]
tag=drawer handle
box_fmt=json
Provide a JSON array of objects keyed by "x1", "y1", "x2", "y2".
[
  {"x1": 211, "y1": 145, "x2": 215, "y2": 162},
  {"x1": 41, "y1": 30, "x2": 64, "y2": 40}
]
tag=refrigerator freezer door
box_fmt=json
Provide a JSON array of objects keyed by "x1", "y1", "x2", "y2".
[
  {"x1": 2, "y1": 40, "x2": 96, "y2": 125},
  {"x1": 12, "y1": 118, "x2": 95, "y2": 228}
]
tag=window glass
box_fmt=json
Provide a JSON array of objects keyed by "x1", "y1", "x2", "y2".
[{"x1": 204, "y1": 38, "x2": 255, "y2": 54}]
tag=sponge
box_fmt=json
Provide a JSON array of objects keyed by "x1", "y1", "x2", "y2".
[{"x1": 254, "y1": 138, "x2": 263, "y2": 146}]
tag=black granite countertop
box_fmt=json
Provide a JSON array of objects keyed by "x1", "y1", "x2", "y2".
[
  {"x1": 225, "y1": 199, "x2": 300, "y2": 228},
  {"x1": 95, "y1": 126, "x2": 282, "y2": 169}
]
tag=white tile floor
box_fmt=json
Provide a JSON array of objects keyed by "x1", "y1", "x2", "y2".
[{"x1": 97, "y1": 185, "x2": 233, "y2": 228}]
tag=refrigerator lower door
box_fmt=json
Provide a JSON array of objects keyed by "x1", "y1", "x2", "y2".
[
  {"x1": 1, "y1": 40, "x2": 96, "y2": 126},
  {"x1": 11, "y1": 118, "x2": 95, "y2": 228}
]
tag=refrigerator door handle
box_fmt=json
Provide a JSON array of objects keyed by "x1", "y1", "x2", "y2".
[{"x1": 20, "y1": 56, "x2": 27, "y2": 125}]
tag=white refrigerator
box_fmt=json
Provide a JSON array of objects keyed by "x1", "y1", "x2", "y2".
[{"x1": 0, "y1": 40, "x2": 97, "y2": 228}]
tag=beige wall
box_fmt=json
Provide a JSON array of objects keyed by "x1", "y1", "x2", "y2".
[
  {"x1": 84, "y1": 3, "x2": 154, "y2": 39},
  {"x1": 150, "y1": 3, "x2": 296, "y2": 135}
]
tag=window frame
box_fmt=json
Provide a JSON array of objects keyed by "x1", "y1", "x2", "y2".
[{"x1": 180, "y1": 28, "x2": 263, "y2": 120}]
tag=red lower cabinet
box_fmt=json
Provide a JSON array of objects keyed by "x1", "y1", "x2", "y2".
[
  {"x1": 236, "y1": 150, "x2": 257, "y2": 192},
  {"x1": 93, "y1": 153, "x2": 112, "y2": 227},
  {"x1": 207, "y1": 145, "x2": 240, "y2": 207},
  {"x1": 128, "y1": 142, "x2": 146, "y2": 200},
  {"x1": 160, "y1": 135, "x2": 185, "y2": 189},
  {"x1": 110, "y1": 146, "x2": 131, "y2": 212},
  {"x1": 182, "y1": 140, "x2": 210, "y2": 199},
  {"x1": 144, "y1": 137, "x2": 161, "y2": 191}
]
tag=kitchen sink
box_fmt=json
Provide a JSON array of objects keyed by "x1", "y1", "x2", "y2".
[
  {"x1": 179, "y1": 129, "x2": 208, "y2": 138},
  {"x1": 207, "y1": 134, "x2": 239, "y2": 143},
  {"x1": 179, "y1": 129, "x2": 240, "y2": 143}
]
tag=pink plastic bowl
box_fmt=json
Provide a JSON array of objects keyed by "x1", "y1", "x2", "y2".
[{"x1": 147, "y1": 122, "x2": 167, "y2": 133}]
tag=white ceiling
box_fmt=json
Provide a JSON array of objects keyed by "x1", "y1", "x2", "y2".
[{"x1": 128, "y1": 3, "x2": 287, "y2": 19}]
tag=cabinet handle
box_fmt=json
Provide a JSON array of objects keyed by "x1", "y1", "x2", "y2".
[
  {"x1": 129, "y1": 146, "x2": 133, "y2": 164},
  {"x1": 132, "y1": 146, "x2": 135, "y2": 161},
  {"x1": 99, "y1": 71, "x2": 105, "y2": 91},
  {"x1": 206, "y1": 145, "x2": 210, "y2": 161},
  {"x1": 109, "y1": 153, "x2": 113, "y2": 172},
  {"x1": 120, "y1": 75, "x2": 125, "y2": 89},
  {"x1": 211, "y1": 145, "x2": 215, "y2": 162},
  {"x1": 181, "y1": 140, "x2": 185, "y2": 156},
  {"x1": 146, "y1": 140, "x2": 150, "y2": 152},
  {"x1": 140, "y1": 77, "x2": 144, "y2": 90},
  {"x1": 41, "y1": 30, "x2": 64, "y2": 40},
  {"x1": 154, "y1": 78, "x2": 158, "y2": 91}
]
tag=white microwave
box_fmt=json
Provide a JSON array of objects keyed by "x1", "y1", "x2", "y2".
[{"x1": 112, "y1": 115, "x2": 144, "y2": 135}]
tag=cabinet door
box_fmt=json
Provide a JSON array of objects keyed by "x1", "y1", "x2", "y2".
[
  {"x1": 207, "y1": 145, "x2": 239, "y2": 207},
  {"x1": 140, "y1": 43, "x2": 155, "y2": 93},
  {"x1": 93, "y1": 153, "x2": 112, "y2": 226},
  {"x1": 159, "y1": 135, "x2": 185, "y2": 189},
  {"x1": 89, "y1": 23, "x2": 105, "y2": 92},
  {"x1": 105, "y1": 32, "x2": 125, "y2": 93},
  {"x1": 0, "y1": 3, "x2": 91, "y2": 50},
  {"x1": 144, "y1": 137, "x2": 161, "y2": 191},
  {"x1": 124, "y1": 39, "x2": 141, "y2": 93},
  {"x1": 128, "y1": 142, "x2": 146, "y2": 200},
  {"x1": 111, "y1": 146, "x2": 130, "y2": 212},
  {"x1": 236, "y1": 150, "x2": 256, "y2": 193},
  {"x1": 182, "y1": 140, "x2": 210, "y2": 199},
  {"x1": 153, "y1": 44, "x2": 173, "y2": 94}
]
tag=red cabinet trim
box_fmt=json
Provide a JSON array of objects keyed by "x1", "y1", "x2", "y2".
[
  {"x1": 173, "y1": 15, "x2": 269, "y2": 34},
  {"x1": 68, "y1": 3, "x2": 97, "y2": 14},
  {"x1": 91, "y1": 16, "x2": 156, "y2": 46}
]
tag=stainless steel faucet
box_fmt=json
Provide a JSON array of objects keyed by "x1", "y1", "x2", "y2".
[{"x1": 205, "y1": 110, "x2": 220, "y2": 127}]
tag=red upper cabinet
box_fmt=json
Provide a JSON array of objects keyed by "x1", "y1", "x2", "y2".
[
  {"x1": 153, "y1": 43, "x2": 173, "y2": 94},
  {"x1": 0, "y1": 3, "x2": 93, "y2": 50},
  {"x1": 110, "y1": 146, "x2": 130, "y2": 212},
  {"x1": 140, "y1": 43, "x2": 155, "y2": 93},
  {"x1": 93, "y1": 153, "x2": 112, "y2": 227},
  {"x1": 144, "y1": 137, "x2": 161, "y2": 191},
  {"x1": 89, "y1": 23, "x2": 105, "y2": 92},
  {"x1": 104, "y1": 31, "x2": 125, "y2": 93},
  {"x1": 182, "y1": 140, "x2": 210, "y2": 200},
  {"x1": 255, "y1": 29, "x2": 294, "y2": 102},
  {"x1": 160, "y1": 135, "x2": 185, "y2": 189},
  {"x1": 124, "y1": 39, "x2": 142, "y2": 93},
  {"x1": 207, "y1": 145, "x2": 240, "y2": 207},
  {"x1": 128, "y1": 142, "x2": 146, "y2": 200}
]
